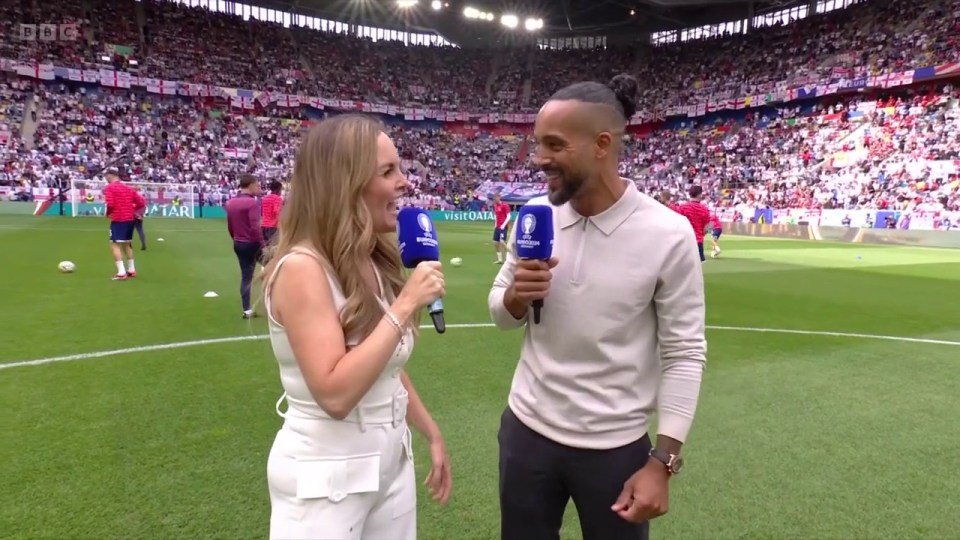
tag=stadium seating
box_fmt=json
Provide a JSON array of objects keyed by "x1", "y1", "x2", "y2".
[{"x1": 1, "y1": 0, "x2": 958, "y2": 214}]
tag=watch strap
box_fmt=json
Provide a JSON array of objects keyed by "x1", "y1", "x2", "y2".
[{"x1": 649, "y1": 448, "x2": 681, "y2": 474}]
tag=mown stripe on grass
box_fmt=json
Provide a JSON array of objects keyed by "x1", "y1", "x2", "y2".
[{"x1": 2, "y1": 323, "x2": 958, "y2": 371}]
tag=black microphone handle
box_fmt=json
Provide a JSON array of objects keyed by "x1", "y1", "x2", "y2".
[
  {"x1": 532, "y1": 299, "x2": 543, "y2": 324},
  {"x1": 430, "y1": 311, "x2": 446, "y2": 334},
  {"x1": 409, "y1": 257, "x2": 446, "y2": 334},
  {"x1": 519, "y1": 255, "x2": 547, "y2": 324}
]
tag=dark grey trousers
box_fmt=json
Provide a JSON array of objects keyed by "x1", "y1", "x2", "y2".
[{"x1": 498, "y1": 407, "x2": 651, "y2": 540}]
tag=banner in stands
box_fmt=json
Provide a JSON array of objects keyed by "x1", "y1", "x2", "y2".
[
  {"x1": 3, "y1": 57, "x2": 958, "y2": 125},
  {"x1": 728, "y1": 222, "x2": 960, "y2": 250},
  {"x1": 476, "y1": 181, "x2": 547, "y2": 203},
  {"x1": 22, "y1": 199, "x2": 960, "y2": 231},
  {"x1": 735, "y1": 208, "x2": 959, "y2": 231},
  {"x1": 105, "y1": 44, "x2": 135, "y2": 57},
  {"x1": 41, "y1": 205, "x2": 512, "y2": 221},
  {"x1": 42, "y1": 186, "x2": 193, "y2": 204},
  {"x1": 427, "y1": 210, "x2": 518, "y2": 222},
  {"x1": 222, "y1": 148, "x2": 251, "y2": 159},
  {"x1": 445, "y1": 123, "x2": 523, "y2": 137},
  {"x1": 62, "y1": 202, "x2": 196, "y2": 218}
]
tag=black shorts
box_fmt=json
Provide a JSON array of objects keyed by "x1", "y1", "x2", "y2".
[
  {"x1": 109, "y1": 221, "x2": 135, "y2": 243},
  {"x1": 262, "y1": 227, "x2": 278, "y2": 245}
]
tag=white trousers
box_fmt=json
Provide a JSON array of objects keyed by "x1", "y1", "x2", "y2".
[{"x1": 267, "y1": 411, "x2": 417, "y2": 540}]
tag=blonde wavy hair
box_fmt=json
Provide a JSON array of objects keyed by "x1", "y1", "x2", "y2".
[{"x1": 263, "y1": 114, "x2": 416, "y2": 340}]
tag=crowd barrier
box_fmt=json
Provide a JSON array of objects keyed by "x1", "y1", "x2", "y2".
[
  {"x1": 9, "y1": 202, "x2": 958, "y2": 249},
  {"x1": 29, "y1": 203, "x2": 515, "y2": 222},
  {"x1": 0, "y1": 201, "x2": 39, "y2": 215},
  {"x1": 728, "y1": 222, "x2": 960, "y2": 249}
]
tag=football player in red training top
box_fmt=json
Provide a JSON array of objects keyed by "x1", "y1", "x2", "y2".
[
  {"x1": 671, "y1": 185, "x2": 712, "y2": 262},
  {"x1": 492, "y1": 192, "x2": 512, "y2": 264},
  {"x1": 103, "y1": 168, "x2": 146, "y2": 280},
  {"x1": 709, "y1": 212, "x2": 723, "y2": 258},
  {"x1": 260, "y1": 180, "x2": 284, "y2": 262}
]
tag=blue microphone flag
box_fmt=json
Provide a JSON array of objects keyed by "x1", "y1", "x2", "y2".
[
  {"x1": 396, "y1": 207, "x2": 446, "y2": 334},
  {"x1": 515, "y1": 205, "x2": 554, "y2": 260},
  {"x1": 397, "y1": 207, "x2": 440, "y2": 268}
]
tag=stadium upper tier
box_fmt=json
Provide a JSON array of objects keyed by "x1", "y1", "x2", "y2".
[
  {"x1": 0, "y1": 0, "x2": 958, "y2": 214},
  {"x1": 1, "y1": 78, "x2": 957, "y2": 213},
  {"x1": 0, "y1": 0, "x2": 957, "y2": 115}
]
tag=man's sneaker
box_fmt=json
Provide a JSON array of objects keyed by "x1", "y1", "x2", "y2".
[
  {"x1": 112, "y1": 273, "x2": 128, "y2": 281},
  {"x1": 242, "y1": 310, "x2": 257, "y2": 319},
  {"x1": 127, "y1": 271, "x2": 137, "y2": 278}
]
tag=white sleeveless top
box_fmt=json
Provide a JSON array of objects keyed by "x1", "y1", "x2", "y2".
[{"x1": 264, "y1": 247, "x2": 414, "y2": 420}]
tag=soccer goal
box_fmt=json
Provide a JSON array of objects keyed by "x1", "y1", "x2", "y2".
[{"x1": 68, "y1": 180, "x2": 199, "y2": 218}]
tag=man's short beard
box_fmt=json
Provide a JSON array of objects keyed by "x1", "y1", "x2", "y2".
[{"x1": 548, "y1": 174, "x2": 584, "y2": 206}]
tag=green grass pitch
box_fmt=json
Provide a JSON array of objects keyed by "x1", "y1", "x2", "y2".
[{"x1": 1, "y1": 214, "x2": 959, "y2": 539}]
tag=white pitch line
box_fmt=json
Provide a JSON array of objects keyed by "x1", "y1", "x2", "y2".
[
  {"x1": 1, "y1": 323, "x2": 958, "y2": 371},
  {"x1": 0, "y1": 323, "x2": 492, "y2": 370},
  {"x1": 706, "y1": 325, "x2": 960, "y2": 346}
]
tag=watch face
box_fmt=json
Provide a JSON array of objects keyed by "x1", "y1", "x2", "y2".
[{"x1": 671, "y1": 456, "x2": 684, "y2": 474}]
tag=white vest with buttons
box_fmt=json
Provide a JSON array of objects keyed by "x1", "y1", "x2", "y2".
[{"x1": 265, "y1": 248, "x2": 414, "y2": 424}]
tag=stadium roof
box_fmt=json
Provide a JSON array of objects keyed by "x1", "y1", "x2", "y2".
[{"x1": 255, "y1": 0, "x2": 807, "y2": 45}]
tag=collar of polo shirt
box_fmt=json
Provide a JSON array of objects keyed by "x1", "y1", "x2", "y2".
[{"x1": 557, "y1": 179, "x2": 643, "y2": 236}]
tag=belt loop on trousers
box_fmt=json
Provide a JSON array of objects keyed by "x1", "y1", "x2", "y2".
[
  {"x1": 274, "y1": 392, "x2": 288, "y2": 419},
  {"x1": 357, "y1": 406, "x2": 367, "y2": 432}
]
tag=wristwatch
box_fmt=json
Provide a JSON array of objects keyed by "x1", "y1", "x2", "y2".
[{"x1": 648, "y1": 448, "x2": 683, "y2": 475}]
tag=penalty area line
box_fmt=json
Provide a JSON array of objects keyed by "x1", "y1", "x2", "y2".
[{"x1": 1, "y1": 323, "x2": 958, "y2": 371}]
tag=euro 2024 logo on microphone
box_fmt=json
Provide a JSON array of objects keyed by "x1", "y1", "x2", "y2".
[
  {"x1": 417, "y1": 212, "x2": 433, "y2": 234},
  {"x1": 416, "y1": 211, "x2": 439, "y2": 248},
  {"x1": 517, "y1": 212, "x2": 540, "y2": 250},
  {"x1": 522, "y1": 214, "x2": 536, "y2": 235}
]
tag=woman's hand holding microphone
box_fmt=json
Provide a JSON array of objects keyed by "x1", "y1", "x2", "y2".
[{"x1": 392, "y1": 261, "x2": 445, "y2": 324}]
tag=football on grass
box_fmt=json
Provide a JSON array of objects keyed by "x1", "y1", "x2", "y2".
[{"x1": 58, "y1": 261, "x2": 76, "y2": 273}]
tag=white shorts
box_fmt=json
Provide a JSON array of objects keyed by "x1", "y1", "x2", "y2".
[{"x1": 267, "y1": 412, "x2": 417, "y2": 540}]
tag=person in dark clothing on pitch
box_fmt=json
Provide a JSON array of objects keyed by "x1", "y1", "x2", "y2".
[
  {"x1": 133, "y1": 198, "x2": 147, "y2": 250},
  {"x1": 225, "y1": 174, "x2": 264, "y2": 319}
]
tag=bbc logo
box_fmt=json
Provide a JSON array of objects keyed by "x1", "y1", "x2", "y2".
[{"x1": 18, "y1": 23, "x2": 79, "y2": 42}]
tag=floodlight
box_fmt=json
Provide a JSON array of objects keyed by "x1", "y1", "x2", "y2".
[{"x1": 524, "y1": 17, "x2": 543, "y2": 31}]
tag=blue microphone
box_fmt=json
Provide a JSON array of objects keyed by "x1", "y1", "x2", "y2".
[
  {"x1": 397, "y1": 207, "x2": 445, "y2": 334},
  {"x1": 514, "y1": 204, "x2": 554, "y2": 324}
]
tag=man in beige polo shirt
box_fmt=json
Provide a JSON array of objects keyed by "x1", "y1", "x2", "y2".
[{"x1": 488, "y1": 73, "x2": 707, "y2": 540}]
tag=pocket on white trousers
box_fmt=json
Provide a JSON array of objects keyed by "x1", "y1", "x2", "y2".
[{"x1": 295, "y1": 453, "x2": 381, "y2": 503}]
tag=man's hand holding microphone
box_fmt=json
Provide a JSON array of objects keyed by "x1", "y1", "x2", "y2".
[
  {"x1": 504, "y1": 204, "x2": 556, "y2": 323},
  {"x1": 504, "y1": 257, "x2": 558, "y2": 320}
]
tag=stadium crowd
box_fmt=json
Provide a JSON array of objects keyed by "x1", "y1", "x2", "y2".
[{"x1": 0, "y1": 0, "x2": 958, "y2": 214}]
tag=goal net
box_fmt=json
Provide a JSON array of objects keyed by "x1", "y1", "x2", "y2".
[{"x1": 69, "y1": 180, "x2": 199, "y2": 218}]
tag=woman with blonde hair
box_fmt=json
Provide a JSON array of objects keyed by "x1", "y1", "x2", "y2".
[{"x1": 262, "y1": 114, "x2": 452, "y2": 539}]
